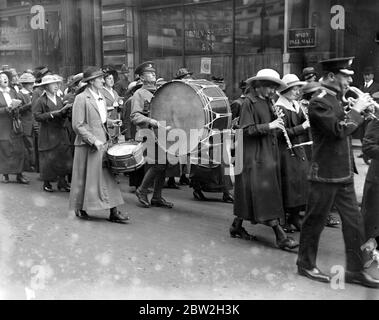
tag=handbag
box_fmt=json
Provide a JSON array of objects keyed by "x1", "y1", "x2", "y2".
[{"x1": 12, "y1": 117, "x2": 23, "y2": 135}]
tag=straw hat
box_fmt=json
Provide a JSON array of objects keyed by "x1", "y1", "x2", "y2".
[
  {"x1": 279, "y1": 74, "x2": 306, "y2": 93},
  {"x1": 246, "y1": 69, "x2": 286, "y2": 89},
  {"x1": 19, "y1": 73, "x2": 36, "y2": 84},
  {"x1": 34, "y1": 74, "x2": 62, "y2": 87}
]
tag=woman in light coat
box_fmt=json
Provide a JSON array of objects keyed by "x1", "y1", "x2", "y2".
[{"x1": 69, "y1": 67, "x2": 129, "y2": 224}]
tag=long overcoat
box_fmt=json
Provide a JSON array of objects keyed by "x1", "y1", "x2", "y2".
[
  {"x1": 0, "y1": 90, "x2": 24, "y2": 174},
  {"x1": 275, "y1": 97, "x2": 309, "y2": 209},
  {"x1": 69, "y1": 87, "x2": 124, "y2": 211},
  {"x1": 362, "y1": 117, "x2": 379, "y2": 239},
  {"x1": 233, "y1": 92, "x2": 284, "y2": 224},
  {"x1": 33, "y1": 93, "x2": 73, "y2": 181}
]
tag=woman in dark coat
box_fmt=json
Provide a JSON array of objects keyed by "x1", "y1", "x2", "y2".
[
  {"x1": 33, "y1": 75, "x2": 72, "y2": 192},
  {"x1": 18, "y1": 72, "x2": 37, "y2": 172},
  {"x1": 231, "y1": 69, "x2": 298, "y2": 250},
  {"x1": 362, "y1": 116, "x2": 379, "y2": 247},
  {"x1": 274, "y1": 74, "x2": 309, "y2": 232},
  {"x1": 0, "y1": 72, "x2": 28, "y2": 184}
]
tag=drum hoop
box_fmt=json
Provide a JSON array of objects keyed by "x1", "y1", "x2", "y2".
[
  {"x1": 107, "y1": 142, "x2": 141, "y2": 157},
  {"x1": 110, "y1": 156, "x2": 145, "y2": 172}
]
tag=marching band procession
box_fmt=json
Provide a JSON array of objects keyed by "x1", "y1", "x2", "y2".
[{"x1": 1, "y1": 53, "x2": 379, "y2": 294}]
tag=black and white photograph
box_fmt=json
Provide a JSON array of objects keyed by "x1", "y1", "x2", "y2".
[{"x1": 1, "y1": 0, "x2": 379, "y2": 305}]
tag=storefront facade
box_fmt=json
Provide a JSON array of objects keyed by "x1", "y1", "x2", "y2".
[
  {"x1": 0, "y1": 0, "x2": 102, "y2": 77},
  {"x1": 1, "y1": 0, "x2": 378, "y2": 96},
  {"x1": 137, "y1": 0, "x2": 284, "y2": 98}
]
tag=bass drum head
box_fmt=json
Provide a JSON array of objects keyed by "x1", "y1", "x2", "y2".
[{"x1": 151, "y1": 81, "x2": 207, "y2": 156}]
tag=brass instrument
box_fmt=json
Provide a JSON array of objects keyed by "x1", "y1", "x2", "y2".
[
  {"x1": 295, "y1": 99, "x2": 314, "y2": 148},
  {"x1": 342, "y1": 86, "x2": 379, "y2": 120},
  {"x1": 274, "y1": 105, "x2": 295, "y2": 156}
]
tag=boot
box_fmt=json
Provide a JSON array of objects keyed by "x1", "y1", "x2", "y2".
[{"x1": 229, "y1": 217, "x2": 257, "y2": 241}]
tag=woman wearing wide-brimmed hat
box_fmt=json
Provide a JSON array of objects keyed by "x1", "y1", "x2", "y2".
[
  {"x1": 274, "y1": 74, "x2": 309, "y2": 233},
  {"x1": 18, "y1": 72, "x2": 37, "y2": 172},
  {"x1": 231, "y1": 69, "x2": 299, "y2": 251},
  {"x1": 69, "y1": 67, "x2": 129, "y2": 224},
  {"x1": 0, "y1": 71, "x2": 29, "y2": 184},
  {"x1": 33, "y1": 74, "x2": 72, "y2": 192}
]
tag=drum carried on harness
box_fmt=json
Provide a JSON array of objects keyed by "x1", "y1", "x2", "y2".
[
  {"x1": 107, "y1": 141, "x2": 145, "y2": 174},
  {"x1": 150, "y1": 79, "x2": 232, "y2": 157}
]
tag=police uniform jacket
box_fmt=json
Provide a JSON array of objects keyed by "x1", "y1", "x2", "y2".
[{"x1": 308, "y1": 85, "x2": 364, "y2": 183}]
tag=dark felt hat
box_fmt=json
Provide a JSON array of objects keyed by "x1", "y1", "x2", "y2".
[
  {"x1": 82, "y1": 67, "x2": 104, "y2": 83},
  {"x1": 302, "y1": 67, "x2": 317, "y2": 81},
  {"x1": 363, "y1": 66, "x2": 375, "y2": 75},
  {"x1": 175, "y1": 68, "x2": 193, "y2": 79},
  {"x1": 68, "y1": 73, "x2": 84, "y2": 88},
  {"x1": 34, "y1": 66, "x2": 51, "y2": 82}
]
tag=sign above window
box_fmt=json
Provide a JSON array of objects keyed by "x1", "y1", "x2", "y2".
[{"x1": 288, "y1": 28, "x2": 316, "y2": 48}]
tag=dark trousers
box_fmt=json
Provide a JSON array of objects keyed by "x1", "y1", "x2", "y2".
[
  {"x1": 297, "y1": 181, "x2": 365, "y2": 272},
  {"x1": 23, "y1": 134, "x2": 35, "y2": 171},
  {"x1": 138, "y1": 164, "x2": 166, "y2": 199}
]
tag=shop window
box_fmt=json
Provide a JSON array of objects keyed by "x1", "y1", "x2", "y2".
[
  {"x1": 141, "y1": 7, "x2": 183, "y2": 59},
  {"x1": 235, "y1": 0, "x2": 284, "y2": 54},
  {"x1": 184, "y1": 1, "x2": 232, "y2": 55}
]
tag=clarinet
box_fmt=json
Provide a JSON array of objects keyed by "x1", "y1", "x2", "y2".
[{"x1": 273, "y1": 105, "x2": 295, "y2": 156}]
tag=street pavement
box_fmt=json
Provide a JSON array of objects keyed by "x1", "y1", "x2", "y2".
[{"x1": 0, "y1": 147, "x2": 379, "y2": 300}]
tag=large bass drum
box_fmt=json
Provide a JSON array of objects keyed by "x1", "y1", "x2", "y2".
[{"x1": 150, "y1": 79, "x2": 231, "y2": 156}]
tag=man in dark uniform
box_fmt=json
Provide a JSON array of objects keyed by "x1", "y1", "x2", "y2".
[
  {"x1": 131, "y1": 61, "x2": 173, "y2": 208},
  {"x1": 296, "y1": 57, "x2": 379, "y2": 288},
  {"x1": 114, "y1": 64, "x2": 130, "y2": 99},
  {"x1": 356, "y1": 66, "x2": 379, "y2": 163},
  {"x1": 230, "y1": 80, "x2": 247, "y2": 128}
]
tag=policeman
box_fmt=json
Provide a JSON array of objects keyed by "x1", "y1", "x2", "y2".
[
  {"x1": 296, "y1": 57, "x2": 379, "y2": 288},
  {"x1": 130, "y1": 61, "x2": 173, "y2": 209}
]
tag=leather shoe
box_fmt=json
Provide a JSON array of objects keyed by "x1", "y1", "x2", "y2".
[
  {"x1": 222, "y1": 192, "x2": 234, "y2": 203},
  {"x1": 136, "y1": 188, "x2": 150, "y2": 208},
  {"x1": 2, "y1": 174, "x2": 9, "y2": 184},
  {"x1": 167, "y1": 181, "x2": 180, "y2": 189},
  {"x1": 277, "y1": 237, "x2": 299, "y2": 250},
  {"x1": 43, "y1": 182, "x2": 54, "y2": 192},
  {"x1": 325, "y1": 214, "x2": 340, "y2": 228},
  {"x1": 57, "y1": 183, "x2": 71, "y2": 192},
  {"x1": 75, "y1": 209, "x2": 90, "y2": 219},
  {"x1": 193, "y1": 189, "x2": 207, "y2": 201},
  {"x1": 16, "y1": 174, "x2": 29, "y2": 184},
  {"x1": 108, "y1": 210, "x2": 130, "y2": 224},
  {"x1": 230, "y1": 225, "x2": 257, "y2": 241},
  {"x1": 151, "y1": 197, "x2": 174, "y2": 208},
  {"x1": 345, "y1": 270, "x2": 379, "y2": 289},
  {"x1": 298, "y1": 266, "x2": 331, "y2": 283},
  {"x1": 179, "y1": 175, "x2": 190, "y2": 185}
]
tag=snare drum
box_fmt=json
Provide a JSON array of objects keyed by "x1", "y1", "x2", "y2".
[
  {"x1": 107, "y1": 141, "x2": 145, "y2": 174},
  {"x1": 150, "y1": 79, "x2": 231, "y2": 156}
]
